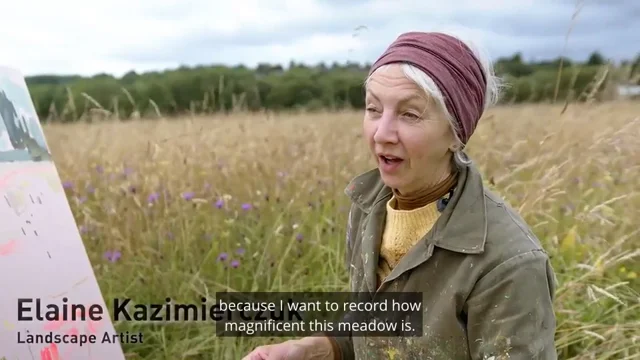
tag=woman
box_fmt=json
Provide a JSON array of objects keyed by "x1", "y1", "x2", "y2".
[{"x1": 243, "y1": 31, "x2": 558, "y2": 360}]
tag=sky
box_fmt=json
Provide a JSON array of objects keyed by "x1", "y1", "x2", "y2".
[{"x1": 0, "y1": 0, "x2": 638, "y2": 78}]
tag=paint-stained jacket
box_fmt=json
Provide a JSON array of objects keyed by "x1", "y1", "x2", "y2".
[{"x1": 330, "y1": 159, "x2": 558, "y2": 360}]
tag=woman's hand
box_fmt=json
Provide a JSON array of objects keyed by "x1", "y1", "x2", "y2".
[{"x1": 242, "y1": 337, "x2": 334, "y2": 360}]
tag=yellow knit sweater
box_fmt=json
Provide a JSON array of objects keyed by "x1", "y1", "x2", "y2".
[{"x1": 376, "y1": 196, "x2": 441, "y2": 288}]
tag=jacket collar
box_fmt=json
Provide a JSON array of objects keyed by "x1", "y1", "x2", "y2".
[{"x1": 344, "y1": 158, "x2": 488, "y2": 254}]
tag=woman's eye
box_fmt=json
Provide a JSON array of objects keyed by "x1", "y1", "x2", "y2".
[{"x1": 403, "y1": 112, "x2": 420, "y2": 119}]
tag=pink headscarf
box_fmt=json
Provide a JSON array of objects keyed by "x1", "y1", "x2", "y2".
[{"x1": 369, "y1": 32, "x2": 487, "y2": 145}]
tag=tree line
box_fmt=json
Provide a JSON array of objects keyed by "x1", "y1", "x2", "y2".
[{"x1": 24, "y1": 51, "x2": 640, "y2": 122}]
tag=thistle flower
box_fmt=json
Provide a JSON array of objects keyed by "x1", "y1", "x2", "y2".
[
  {"x1": 147, "y1": 192, "x2": 160, "y2": 204},
  {"x1": 104, "y1": 250, "x2": 121, "y2": 262}
]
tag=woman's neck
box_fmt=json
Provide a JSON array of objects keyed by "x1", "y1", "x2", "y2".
[{"x1": 392, "y1": 170, "x2": 458, "y2": 211}]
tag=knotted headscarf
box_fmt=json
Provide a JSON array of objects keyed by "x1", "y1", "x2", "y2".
[{"x1": 369, "y1": 32, "x2": 487, "y2": 145}]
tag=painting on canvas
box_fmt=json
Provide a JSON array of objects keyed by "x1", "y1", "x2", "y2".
[{"x1": 0, "y1": 66, "x2": 125, "y2": 360}]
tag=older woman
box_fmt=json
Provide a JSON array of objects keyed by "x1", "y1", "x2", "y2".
[{"x1": 243, "y1": 31, "x2": 557, "y2": 360}]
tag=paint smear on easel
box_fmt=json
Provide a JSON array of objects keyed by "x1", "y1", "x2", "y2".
[{"x1": 0, "y1": 240, "x2": 17, "y2": 256}]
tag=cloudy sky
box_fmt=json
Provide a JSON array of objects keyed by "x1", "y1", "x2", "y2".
[{"x1": 0, "y1": 0, "x2": 637, "y2": 77}]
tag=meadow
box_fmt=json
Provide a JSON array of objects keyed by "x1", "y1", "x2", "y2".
[{"x1": 42, "y1": 99, "x2": 639, "y2": 359}]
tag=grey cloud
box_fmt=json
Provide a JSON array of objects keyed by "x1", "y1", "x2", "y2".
[
  {"x1": 448, "y1": 1, "x2": 638, "y2": 38},
  {"x1": 117, "y1": 23, "x2": 361, "y2": 64},
  {"x1": 111, "y1": 0, "x2": 639, "y2": 69},
  {"x1": 113, "y1": 8, "x2": 369, "y2": 64},
  {"x1": 513, "y1": 28, "x2": 640, "y2": 62}
]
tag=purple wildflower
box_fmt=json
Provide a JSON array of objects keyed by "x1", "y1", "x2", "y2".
[
  {"x1": 230, "y1": 260, "x2": 240, "y2": 268},
  {"x1": 182, "y1": 192, "x2": 195, "y2": 201},
  {"x1": 147, "y1": 192, "x2": 160, "y2": 204},
  {"x1": 218, "y1": 253, "x2": 228, "y2": 261},
  {"x1": 86, "y1": 185, "x2": 95, "y2": 194},
  {"x1": 236, "y1": 248, "x2": 245, "y2": 256},
  {"x1": 296, "y1": 233, "x2": 304, "y2": 242},
  {"x1": 241, "y1": 203, "x2": 252, "y2": 211},
  {"x1": 215, "y1": 199, "x2": 224, "y2": 209},
  {"x1": 78, "y1": 196, "x2": 87, "y2": 204},
  {"x1": 62, "y1": 181, "x2": 73, "y2": 190},
  {"x1": 104, "y1": 250, "x2": 121, "y2": 262},
  {"x1": 95, "y1": 165, "x2": 104, "y2": 174}
]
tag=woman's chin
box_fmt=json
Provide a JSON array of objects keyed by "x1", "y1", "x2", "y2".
[{"x1": 380, "y1": 173, "x2": 404, "y2": 190}]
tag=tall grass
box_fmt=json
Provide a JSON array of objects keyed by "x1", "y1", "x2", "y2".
[{"x1": 42, "y1": 99, "x2": 639, "y2": 359}]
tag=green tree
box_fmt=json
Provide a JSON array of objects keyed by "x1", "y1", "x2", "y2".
[
  {"x1": 22, "y1": 51, "x2": 628, "y2": 122},
  {"x1": 586, "y1": 51, "x2": 605, "y2": 66}
]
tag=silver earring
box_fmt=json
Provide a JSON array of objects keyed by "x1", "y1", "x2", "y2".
[{"x1": 454, "y1": 149, "x2": 472, "y2": 166}]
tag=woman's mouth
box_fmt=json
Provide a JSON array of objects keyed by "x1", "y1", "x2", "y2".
[
  {"x1": 378, "y1": 155, "x2": 404, "y2": 173},
  {"x1": 379, "y1": 155, "x2": 403, "y2": 164}
]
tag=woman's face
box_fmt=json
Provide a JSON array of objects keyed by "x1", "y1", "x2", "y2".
[{"x1": 363, "y1": 64, "x2": 457, "y2": 195}]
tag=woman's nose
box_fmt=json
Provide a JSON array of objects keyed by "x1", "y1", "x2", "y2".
[{"x1": 373, "y1": 114, "x2": 398, "y2": 144}]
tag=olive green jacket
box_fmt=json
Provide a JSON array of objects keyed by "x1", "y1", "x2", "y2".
[{"x1": 330, "y1": 160, "x2": 558, "y2": 360}]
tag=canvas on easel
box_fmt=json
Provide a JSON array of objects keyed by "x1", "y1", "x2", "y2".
[{"x1": 0, "y1": 66, "x2": 126, "y2": 360}]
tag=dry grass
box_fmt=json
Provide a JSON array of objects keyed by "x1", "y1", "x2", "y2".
[{"x1": 42, "y1": 100, "x2": 639, "y2": 359}]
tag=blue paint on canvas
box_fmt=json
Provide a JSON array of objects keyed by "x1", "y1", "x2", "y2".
[{"x1": 0, "y1": 69, "x2": 51, "y2": 163}]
